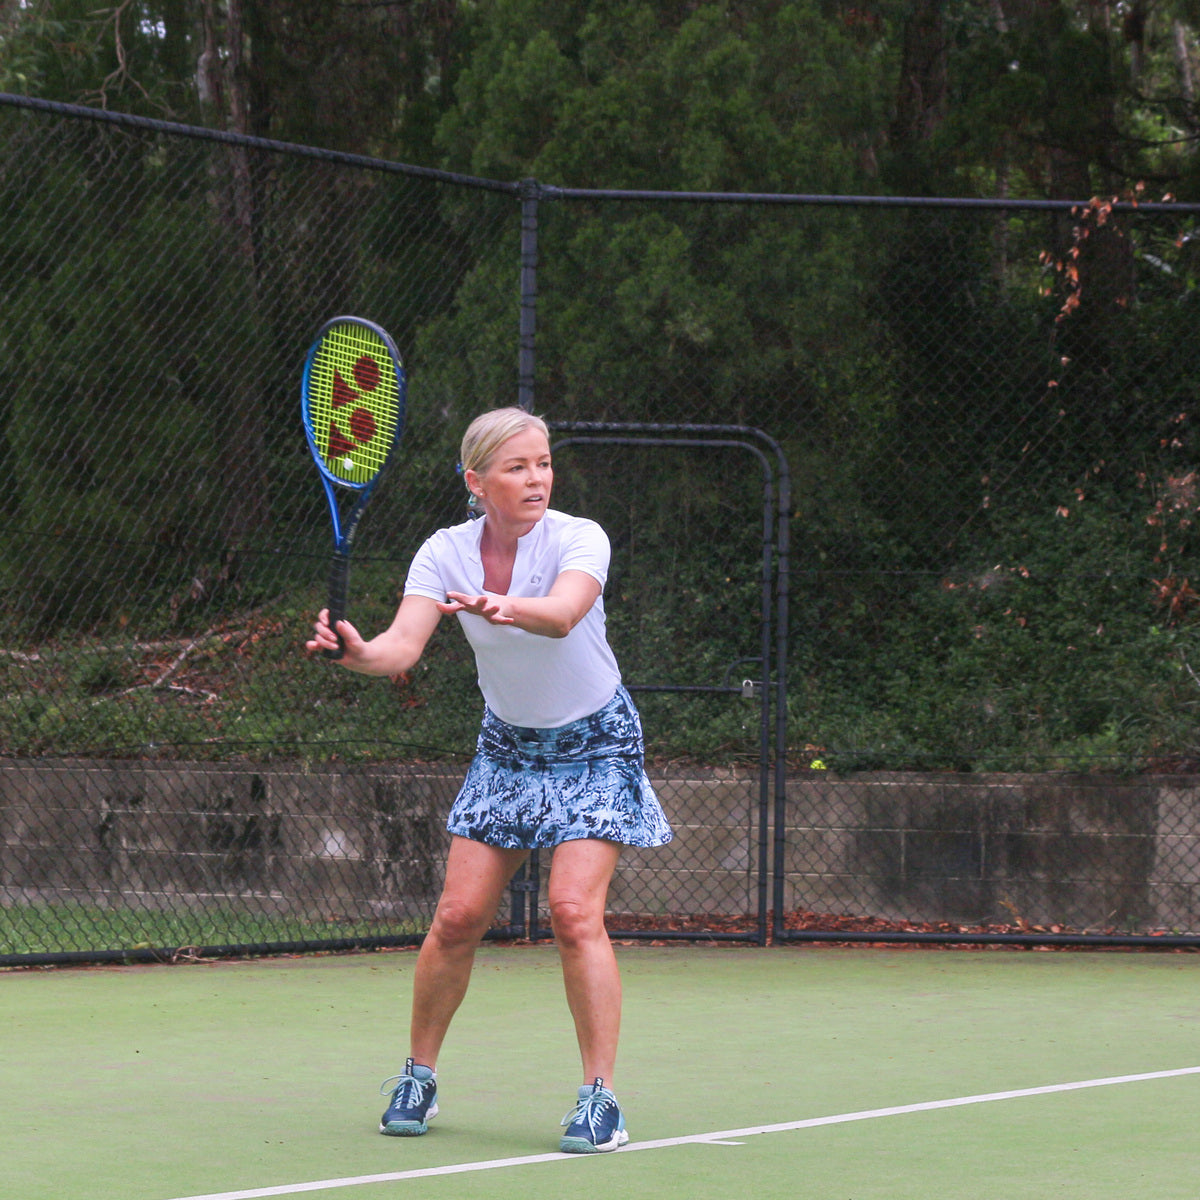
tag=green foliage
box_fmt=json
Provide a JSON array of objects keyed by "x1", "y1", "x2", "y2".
[
  {"x1": 0, "y1": 577, "x2": 480, "y2": 761},
  {"x1": 3, "y1": 463, "x2": 1200, "y2": 773},
  {"x1": 7, "y1": 1, "x2": 1200, "y2": 777},
  {"x1": 439, "y1": 0, "x2": 895, "y2": 192},
  {"x1": 0, "y1": 126, "x2": 272, "y2": 636},
  {"x1": 2, "y1": 0, "x2": 219, "y2": 120},
  {"x1": 0, "y1": 899, "x2": 423, "y2": 956},
  {"x1": 423, "y1": 1, "x2": 903, "y2": 434},
  {"x1": 797, "y1": 483, "x2": 1189, "y2": 772}
]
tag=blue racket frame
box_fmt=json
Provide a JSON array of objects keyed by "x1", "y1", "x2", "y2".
[{"x1": 301, "y1": 315, "x2": 407, "y2": 657}]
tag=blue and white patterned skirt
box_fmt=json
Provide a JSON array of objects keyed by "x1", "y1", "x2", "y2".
[{"x1": 447, "y1": 685, "x2": 673, "y2": 850}]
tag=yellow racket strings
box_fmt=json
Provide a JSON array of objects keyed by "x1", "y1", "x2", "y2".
[{"x1": 308, "y1": 324, "x2": 402, "y2": 485}]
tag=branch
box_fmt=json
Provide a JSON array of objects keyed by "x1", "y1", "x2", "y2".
[
  {"x1": 88, "y1": 1, "x2": 152, "y2": 110},
  {"x1": 1178, "y1": 648, "x2": 1200, "y2": 693},
  {"x1": 0, "y1": 635, "x2": 241, "y2": 663},
  {"x1": 149, "y1": 627, "x2": 229, "y2": 689},
  {"x1": 90, "y1": 681, "x2": 221, "y2": 707}
]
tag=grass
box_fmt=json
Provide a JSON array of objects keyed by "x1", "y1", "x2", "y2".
[{"x1": 0, "y1": 899, "x2": 427, "y2": 958}]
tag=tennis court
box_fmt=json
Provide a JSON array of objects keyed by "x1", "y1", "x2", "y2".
[{"x1": 5, "y1": 944, "x2": 1197, "y2": 1199}]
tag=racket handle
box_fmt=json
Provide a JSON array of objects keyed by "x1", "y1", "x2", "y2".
[{"x1": 325, "y1": 550, "x2": 350, "y2": 660}]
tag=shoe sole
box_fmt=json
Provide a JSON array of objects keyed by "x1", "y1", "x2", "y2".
[
  {"x1": 380, "y1": 1121, "x2": 429, "y2": 1136},
  {"x1": 559, "y1": 1129, "x2": 629, "y2": 1154},
  {"x1": 380, "y1": 1101, "x2": 438, "y2": 1136}
]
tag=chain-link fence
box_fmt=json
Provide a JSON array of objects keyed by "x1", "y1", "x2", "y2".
[{"x1": 4, "y1": 93, "x2": 1200, "y2": 962}]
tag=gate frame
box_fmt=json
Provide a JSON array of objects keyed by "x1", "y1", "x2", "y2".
[{"x1": 499, "y1": 422, "x2": 791, "y2": 947}]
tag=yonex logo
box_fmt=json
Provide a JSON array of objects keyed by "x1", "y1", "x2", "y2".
[{"x1": 327, "y1": 355, "x2": 381, "y2": 461}]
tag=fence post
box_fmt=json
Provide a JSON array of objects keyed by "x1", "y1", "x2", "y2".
[{"x1": 518, "y1": 178, "x2": 540, "y2": 412}]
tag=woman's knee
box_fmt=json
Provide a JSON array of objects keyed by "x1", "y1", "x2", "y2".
[
  {"x1": 548, "y1": 894, "x2": 606, "y2": 946},
  {"x1": 429, "y1": 897, "x2": 494, "y2": 948}
]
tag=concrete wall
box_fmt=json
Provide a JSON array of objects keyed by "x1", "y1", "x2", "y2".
[
  {"x1": 3, "y1": 759, "x2": 1199, "y2": 934},
  {"x1": 782, "y1": 772, "x2": 1198, "y2": 931},
  {"x1": 0, "y1": 760, "x2": 455, "y2": 923}
]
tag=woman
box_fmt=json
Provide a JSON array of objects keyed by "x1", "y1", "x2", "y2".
[{"x1": 307, "y1": 407, "x2": 671, "y2": 1153}]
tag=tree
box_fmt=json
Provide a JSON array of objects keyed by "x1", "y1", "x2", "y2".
[{"x1": 422, "y1": 0, "x2": 900, "y2": 427}]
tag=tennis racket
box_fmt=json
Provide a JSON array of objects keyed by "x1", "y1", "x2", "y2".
[{"x1": 301, "y1": 316, "x2": 406, "y2": 659}]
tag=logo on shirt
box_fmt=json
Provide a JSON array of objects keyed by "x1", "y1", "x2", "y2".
[{"x1": 530, "y1": 573, "x2": 543, "y2": 585}]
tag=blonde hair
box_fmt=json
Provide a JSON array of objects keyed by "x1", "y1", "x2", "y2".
[{"x1": 460, "y1": 407, "x2": 549, "y2": 481}]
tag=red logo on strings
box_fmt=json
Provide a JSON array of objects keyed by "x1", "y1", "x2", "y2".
[{"x1": 328, "y1": 355, "x2": 380, "y2": 460}]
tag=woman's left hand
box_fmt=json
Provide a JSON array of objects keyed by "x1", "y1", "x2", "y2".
[{"x1": 438, "y1": 591, "x2": 515, "y2": 624}]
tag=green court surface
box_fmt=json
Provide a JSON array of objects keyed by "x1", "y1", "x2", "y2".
[{"x1": 4, "y1": 945, "x2": 1198, "y2": 1200}]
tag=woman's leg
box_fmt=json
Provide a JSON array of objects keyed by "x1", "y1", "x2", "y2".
[
  {"x1": 409, "y1": 835, "x2": 527, "y2": 1068},
  {"x1": 547, "y1": 838, "x2": 623, "y2": 1085}
]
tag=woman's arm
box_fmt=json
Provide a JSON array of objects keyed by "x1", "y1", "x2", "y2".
[
  {"x1": 440, "y1": 569, "x2": 602, "y2": 639},
  {"x1": 307, "y1": 593, "x2": 444, "y2": 674}
]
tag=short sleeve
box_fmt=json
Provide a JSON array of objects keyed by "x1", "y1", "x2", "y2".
[
  {"x1": 403, "y1": 533, "x2": 449, "y2": 601},
  {"x1": 558, "y1": 518, "x2": 610, "y2": 588}
]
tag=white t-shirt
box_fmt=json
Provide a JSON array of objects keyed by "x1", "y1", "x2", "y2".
[{"x1": 403, "y1": 509, "x2": 621, "y2": 728}]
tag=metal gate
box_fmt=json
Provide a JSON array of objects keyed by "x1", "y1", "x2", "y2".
[{"x1": 499, "y1": 423, "x2": 790, "y2": 946}]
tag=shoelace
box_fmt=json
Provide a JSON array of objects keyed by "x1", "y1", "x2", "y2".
[
  {"x1": 561, "y1": 1086, "x2": 616, "y2": 1132},
  {"x1": 379, "y1": 1073, "x2": 432, "y2": 1107}
]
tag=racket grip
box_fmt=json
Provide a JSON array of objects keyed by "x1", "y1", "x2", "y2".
[{"x1": 325, "y1": 550, "x2": 350, "y2": 660}]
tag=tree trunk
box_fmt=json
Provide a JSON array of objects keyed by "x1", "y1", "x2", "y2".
[
  {"x1": 891, "y1": 0, "x2": 947, "y2": 146},
  {"x1": 200, "y1": 0, "x2": 270, "y2": 552}
]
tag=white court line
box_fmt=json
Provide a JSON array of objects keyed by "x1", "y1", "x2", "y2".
[{"x1": 163, "y1": 1066, "x2": 1200, "y2": 1200}]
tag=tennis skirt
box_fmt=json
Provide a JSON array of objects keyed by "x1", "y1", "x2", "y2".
[{"x1": 447, "y1": 685, "x2": 673, "y2": 850}]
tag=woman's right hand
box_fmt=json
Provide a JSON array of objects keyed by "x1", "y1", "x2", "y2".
[
  {"x1": 306, "y1": 608, "x2": 366, "y2": 663},
  {"x1": 305, "y1": 594, "x2": 443, "y2": 676}
]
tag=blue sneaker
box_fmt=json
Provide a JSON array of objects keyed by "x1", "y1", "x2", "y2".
[
  {"x1": 379, "y1": 1058, "x2": 438, "y2": 1136},
  {"x1": 559, "y1": 1078, "x2": 629, "y2": 1153}
]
